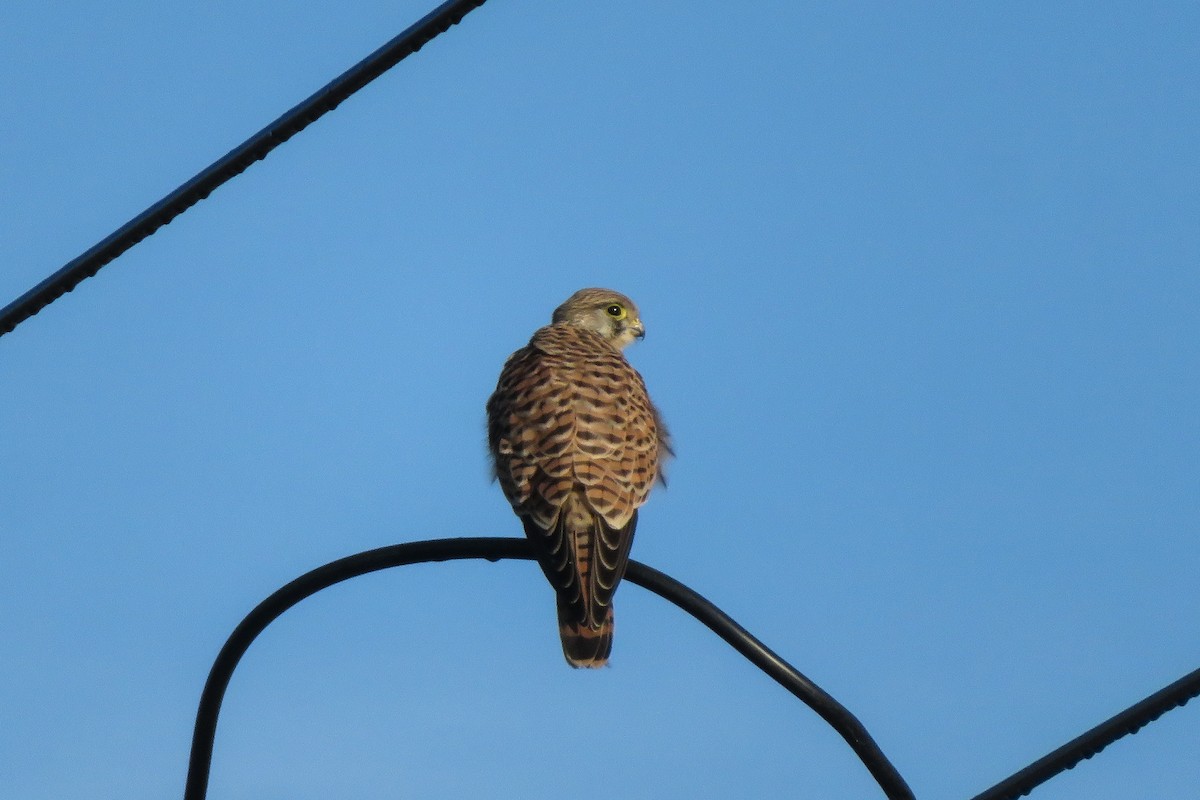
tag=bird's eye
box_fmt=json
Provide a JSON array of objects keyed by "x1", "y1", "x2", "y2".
[{"x1": 606, "y1": 304, "x2": 626, "y2": 319}]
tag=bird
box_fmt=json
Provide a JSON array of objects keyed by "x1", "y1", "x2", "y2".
[{"x1": 487, "y1": 288, "x2": 670, "y2": 668}]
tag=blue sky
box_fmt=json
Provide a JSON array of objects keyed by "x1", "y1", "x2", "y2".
[{"x1": 2, "y1": 2, "x2": 1197, "y2": 798}]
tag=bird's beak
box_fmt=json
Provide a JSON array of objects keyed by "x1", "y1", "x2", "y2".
[{"x1": 631, "y1": 321, "x2": 646, "y2": 340}]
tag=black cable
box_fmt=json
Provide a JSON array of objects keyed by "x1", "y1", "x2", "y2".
[
  {"x1": 184, "y1": 537, "x2": 914, "y2": 800},
  {"x1": 0, "y1": 0, "x2": 489, "y2": 339},
  {"x1": 969, "y1": 664, "x2": 1200, "y2": 800},
  {"x1": 630, "y1": 559, "x2": 915, "y2": 799}
]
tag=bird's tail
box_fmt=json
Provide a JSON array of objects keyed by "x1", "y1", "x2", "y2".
[{"x1": 556, "y1": 597, "x2": 614, "y2": 668}]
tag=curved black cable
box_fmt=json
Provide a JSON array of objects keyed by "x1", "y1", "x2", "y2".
[
  {"x1": 969, "y1": 664, "x2": 1200, "y2": 800},
  {"x1": 0, "y1": 0, "x2": 489, "y2": 339},
  {"x1": 184, "y1": 537, "x2": 915, "y2": 800},
  {"x1": 629, "y1": 559, "x2": 914, "y2": 799}
]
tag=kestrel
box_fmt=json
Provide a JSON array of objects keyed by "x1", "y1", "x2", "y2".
[{"x1": 487, "y1": 288, "x2": 670, "y2": 668}]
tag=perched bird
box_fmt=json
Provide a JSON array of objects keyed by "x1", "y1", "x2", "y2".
[{"x1": 487, "y1": 288, "x2": 670, "y2": 667}]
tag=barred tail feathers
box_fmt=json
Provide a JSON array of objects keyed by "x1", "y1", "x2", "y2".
[{"x1": 557, "y1": 597, "x2": 614, "y2": 668}]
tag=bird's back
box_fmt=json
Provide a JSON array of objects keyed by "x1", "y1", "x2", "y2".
[{"x1": 488, "y1": 322, "x2": 666, "y2": 666}]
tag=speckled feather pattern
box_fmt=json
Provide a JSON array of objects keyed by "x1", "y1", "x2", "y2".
[{"x1": 488, "y1": 294, "x2": 668, "y2": 667}]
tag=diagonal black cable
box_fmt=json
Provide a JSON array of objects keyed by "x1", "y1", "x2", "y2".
[
  {"x1": 969, "y1": 664, "x2": 1200, "y2": 800},
  {"x1": 0, "y1": 0, "x2": 489, "y2": 340},
  {"x1": 185, "y1": 537, "x2": 915, "y2": 800}
]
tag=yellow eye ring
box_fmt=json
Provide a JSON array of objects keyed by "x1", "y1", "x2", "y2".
[{"x1": 605, "y1": 304, "x2": 627, "y2": 320}]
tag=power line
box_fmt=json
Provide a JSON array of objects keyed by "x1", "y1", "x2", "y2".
[
  {"x1": 184, "y1": 537, "x2": 915, "y2": 800},
  {"x1": 185, "y1": 536, "x2": 1200, "y2": 799},
  {"x1": 0, "y1": 0, "x2": 489, "y2": 340},
  {"x1": 970, "y1": 664, "x2": 1200, "y2": 800}
]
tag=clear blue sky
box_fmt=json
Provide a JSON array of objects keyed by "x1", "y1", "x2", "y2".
[{"x1": 2, "y1": 2, "x2": 1197, "y2": 798}]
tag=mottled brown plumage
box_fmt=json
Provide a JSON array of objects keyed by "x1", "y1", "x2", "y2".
[{"x1": 487, "y1": 288, "x2": 670, "y2": 667}]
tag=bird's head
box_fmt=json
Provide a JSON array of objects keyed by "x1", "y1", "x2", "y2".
[{"x1": 551, "y1": 288, "x2": 646, "y2": 350}]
